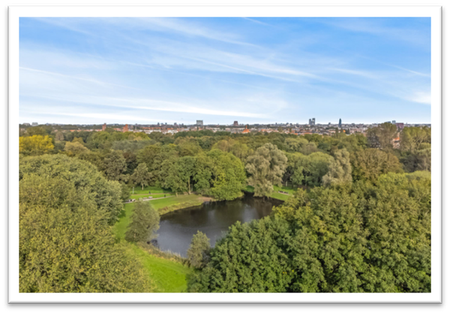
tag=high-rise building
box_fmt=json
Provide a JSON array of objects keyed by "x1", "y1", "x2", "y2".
[
  {"x1": 32, "y1": 122, "x2": 38, "y2": 126},
  {"x1": 123, "y1": 124, "x2": 129, "y2": 132},
  {"x1": 196, "y1": 120, "x2": 203, "y2": 126},
  {"x1": 339, "y1": 118, "x2": 342, "y2": 128},
  {"x1": 234, "y1": 121, "x2": 238, "y2": 126},
  {"x1": 102, "y1": 123, "x2": 106, "y2": 131},
  {"x1": 309, "y1": 118, "x2": 315, "y2": 126}
]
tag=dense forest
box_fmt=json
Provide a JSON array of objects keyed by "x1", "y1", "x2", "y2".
[{"x1": 18, "y1": 123, "x2": 431, "y2": 292}]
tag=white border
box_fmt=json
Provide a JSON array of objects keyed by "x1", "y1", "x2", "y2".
[{"x1": 8, "y1": 5, "x2": 442, "y2": 304}]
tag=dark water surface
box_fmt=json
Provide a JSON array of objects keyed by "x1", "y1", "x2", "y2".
[{"x1": 156, "y1": 195, "x2": 283, "y2": 257}]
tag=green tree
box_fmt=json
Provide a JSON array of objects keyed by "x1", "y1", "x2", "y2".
[
  {"x1": 323, "y1": 149, "x2": 352, "y2": 186},
  {"x1": 19, "y1": 135, "x2": 54, "y2": 156},
  {"x1": 207, "y1": 150, "x2": 246, "y2": 201},
  {"x1": 64, "y1": 141, "x2": 89, "y2": 156},
  {"x1": 400, "y1": 126, "x2": 431, "y2": 153},
  {"x1": 293, "y1": 152, "x2": 333, "y2": 187},
  {"x1": 246, "y1": 143, "x2": 288, "y2": 197},
  {"x1": 20, "y1": 155, "x2": 122, "y2": 224},
  {"x1": 366, "y1": 122, "x2": 398, "y2": 150},
  {"x1": 351, "y1": 148, "x2": 403, "y2": 182},
  {"x1": 125, "y1": 200, "x2": 160, "y2": 243},
  {"x1": 103, "y1": 151, "x2": 128, "y2": 182},
  {"x1": 19, "y1": 174, "x2": 152, "y2": 292},
  {"x1": 187, "y1": 231, "x2": 211, "y2": 268},
  {"x1": 131, "y1": 163, "x2": 151, "y2": 190}
]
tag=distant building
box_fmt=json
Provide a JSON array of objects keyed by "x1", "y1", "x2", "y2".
[
  {"x1": 309, "y1": 118, "x2": 315, "y2": 126},
  {"x1": 123, "y1": 124, "x2": 129, "y2": 132},
  {"x1": 396, "y1": 123, "x2": 405, "y2": 130},
  {"x1": 196, "y1": 120, "x2": 203, "y2": 126},
  {"x1": 392, "y1": 120, "x2": 396, "y2": 124},
  {"x1": 242, "y1": 125, "x2": 250, "y2": 134},
  {"x1": 23, "y1": 123, "x2": 30, "y2": 126},
  {"x1": 32, "y1": 122, "x2": 38, "y2": 126},
  {"x1": 234, "y1": 121, "x2": 238, "y2": 126},
  {"x1": 102, "y1": 123, "x2": 106, "y2": 131},
  {"x1": 339, "y1": 118, "x2": 342, "y2": 128}
]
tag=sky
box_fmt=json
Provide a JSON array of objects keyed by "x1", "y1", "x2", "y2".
[{"x1": 19, "y1": 17, "x2": 431, "y2": 125}]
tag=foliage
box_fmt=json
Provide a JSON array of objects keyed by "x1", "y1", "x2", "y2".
[
  {"x1": 400, "y1": 126, "x2": 431, "y2": 153},
  {"x1": 64, "y1": 141, "x2": 89, "y2": 156},
  {"x1": 187, "y1": 231, "x2": 211, "y2": 268},
  {"x1": 102, "y1": 150, "x2": 128, "y2": 182},
  {"x1": 323, "y1": 149, "x2": 352, "y2": 186},
  {"x1": 125, "y1": 200, "x2": 160, "y2": 243},
  {"x1": 189, "y1": 173, "x2": 431, "y2": 292},
  {"x1": 20, "y1": 154, "x2": 122, "y2": 224},
  {"x1": 351, "y1": 148, "x2": 403, "y2": 182},
  {"x1": 366, "y1": 122, "x2": 398, "y2": 150},
  {"x1": 131, "y1": 163, "x2": 152, "y2": 190},
  {"x1": 19, "y1": 135, "x2": 54, "y2": 156},
  {"x1": 246, "y1": 143, "x2": 288, "y2": 197},
  {"x1": 19, "y1": 174, "x2": 152, "y2": 292}
]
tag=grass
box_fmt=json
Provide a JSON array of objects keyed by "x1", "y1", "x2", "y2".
[
  {"x1": 244, "y1": 185, "x2": 297, "y2": 201},
  {"x1": 151, "y1": 194, "x2": 209, "y2": 215},
  {"x1": 114, "y1": 199, "x2": 192, "y2": 292},
  {"x1": 128, "y1": 244, "x2": 190, "y2": 293}
]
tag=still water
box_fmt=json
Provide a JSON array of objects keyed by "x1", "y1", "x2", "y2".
[{"x1": 156, "y1": 195, "x2": 283, "y2": 257}]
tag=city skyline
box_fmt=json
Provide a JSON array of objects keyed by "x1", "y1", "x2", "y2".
[{"x1": 19, "y1": 17, "x2": 431, "y2": 124}]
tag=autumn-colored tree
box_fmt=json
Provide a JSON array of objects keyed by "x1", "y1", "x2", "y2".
[{"x1": 19, "y1": 135, "x2": 54, "y2": 156}]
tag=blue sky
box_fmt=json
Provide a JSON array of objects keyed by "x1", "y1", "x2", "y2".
[{"x1": 19, "y1": 17, "x2": 431, "y2": 125}]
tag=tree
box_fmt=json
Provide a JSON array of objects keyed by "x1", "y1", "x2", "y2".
[
  {"x1": 207, "y1": 150, "x2": 246, "y2": 201},
  {"x1": 125, "y1": 200, "x2": 160, "y2": 243},
  {"x1": 19, "y1": 135, "x2": 54, "y2": 156},
  {"x1": 187, "y1": 231, "x2": 211, "y2": 268},
  {"x1": 55, "y1": 131, "x2": 65, "y2": 141},
  {"x1": 246, "y1": 143, "x2": 288, "y2": 197},
  {"x1": 401, "y1": 144, "x2": 431, "y2": 172},
  {"x1": 165, "y1": 156, "x2": 196, "y2": 195},
  {"x1": 189, "y1": 173, "x2": 430, "y2": 293},
  {"x1": 400, "y1": 126, "x2": 431, "y2": 153},
  {"x1": 20, "y1": 155, "x2": 122, "y2": 224},
  {"x1": 64, "y1": 141, "x2": 89, "y2": 156},
  {"x1": 103, "y1": 151, "x2": 128, "y2": 182},
  {"x1": 351, "y1": 148, "x2": 403, "y2": 182},
  {"x1": 131, "y1": 163, "x2": 151, "y2": 189},
  {"x1": 323, "y1": 149, "x2": 352, "y2": 186},
  {"x1": 292, "y1": 152, "x2": 333, "y2": 187},
  {"x1": 19, "y1": 174, "x2": 152, "y2": 292},
  {"x1": 366, "y1": 122, "x2": 398, "y2": 150}
]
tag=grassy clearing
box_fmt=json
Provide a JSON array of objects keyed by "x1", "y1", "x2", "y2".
[
  {"x1": 151, "y1": 194, "x2": 210, "y2": 215},
  {"x1": 129, "y1": 244, "x2": 190, "y2": 293},
  {"x1": 114, "y1": 201, "x2": 191, "y2": 292},
  {"x1": 244, "y1": 185, "x2": 296, "y2": 201}
]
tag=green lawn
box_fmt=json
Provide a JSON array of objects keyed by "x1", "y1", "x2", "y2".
[
  {"x1": 128, "y1": 243, "x2": 190, "y2": 292},
  {"x1": 114, "y1": 201, "x2": 192, "y2": 292},
  {"x1": 151, "y1": 194, "x2": 208, "y2": 215}
]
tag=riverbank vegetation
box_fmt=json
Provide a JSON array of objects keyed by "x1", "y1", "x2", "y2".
[{"x1": 19, "y1": 123, "x2": 431, "y2": 292}]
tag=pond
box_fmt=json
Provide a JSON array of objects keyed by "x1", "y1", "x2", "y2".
[{"x1": 155, "y1": 194, "x2": 283, "y2": 257}]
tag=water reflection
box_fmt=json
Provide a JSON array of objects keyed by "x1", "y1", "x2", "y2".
[{"x1": 156, "y1": 195, "x2": 282, "y2": 257}]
